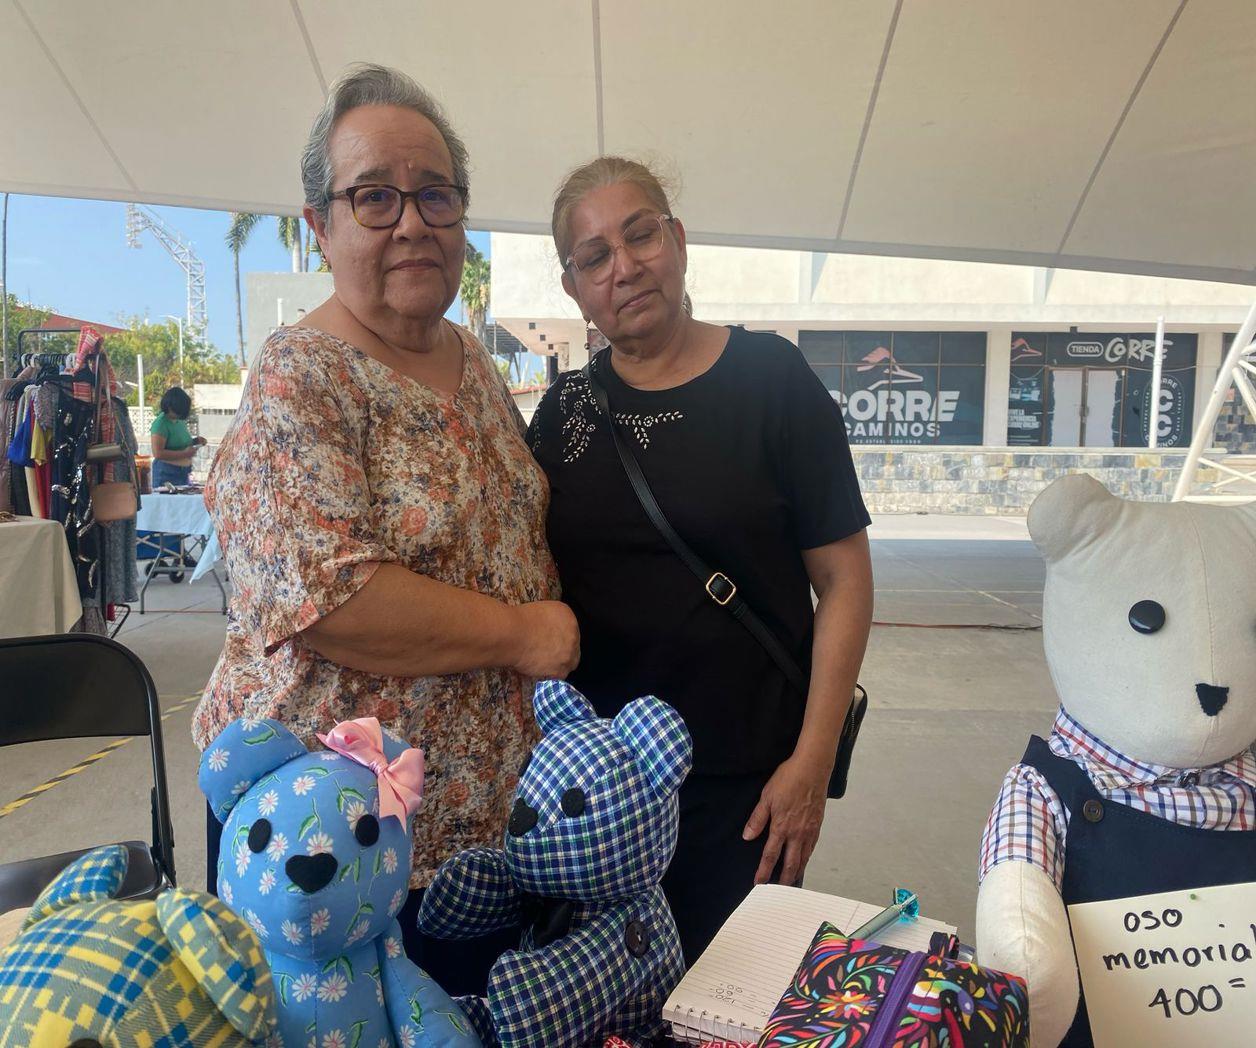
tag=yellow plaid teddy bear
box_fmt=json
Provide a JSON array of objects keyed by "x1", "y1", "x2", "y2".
[{"x1": 0, "y1": 844, "x2": 277, "y2": 1047}]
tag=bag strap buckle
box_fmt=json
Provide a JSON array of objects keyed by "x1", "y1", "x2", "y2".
[{"x1": 705, "y1": 572, "x2": 737, "y2": 606}]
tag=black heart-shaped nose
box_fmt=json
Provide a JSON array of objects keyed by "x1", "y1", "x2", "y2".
[
  {"x1": 508, "y1": 797, "x2": 538, "y2": 837},
  {"x1": 1197, "y1": 683, "x2": 1229, "y2": 717},
  {"x1": 285, "y1": 853, "x2": 338, "y2": 893}
]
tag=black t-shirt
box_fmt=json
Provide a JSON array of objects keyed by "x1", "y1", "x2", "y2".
[{"x1": 527, "y1": 327, "x2": 870, "y2": 774}]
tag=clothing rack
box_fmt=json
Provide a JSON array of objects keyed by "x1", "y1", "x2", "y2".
[
  {"x1": 4, "y1": 328, "x2": 138, "y2": 637},
  {"x1": 9, "y1": 327, "x2": 82, "y2": 378},
  {"x1": 18, "y1": 351, "x2": 77, "y2": 371}
]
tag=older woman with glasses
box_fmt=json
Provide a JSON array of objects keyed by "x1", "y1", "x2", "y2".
[
  {"x1": 194, "y1": 63, "x2": 578, "y2": 991},
  {"x1": 528, "y1": 157, "x2": 874, "y2": 965}
]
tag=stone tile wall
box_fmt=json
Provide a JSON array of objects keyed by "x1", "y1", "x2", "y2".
[
  {"x1": 852, "y1": 449, "x2": 1197, "y2": 514},
  {"x1": 1214, "y1": 388, "x2": 1256, "y2": 454}
]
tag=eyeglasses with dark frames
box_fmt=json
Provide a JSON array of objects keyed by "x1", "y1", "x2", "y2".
[{"x1": 329, "y1": 182, "x2": 468, "y2": 229}]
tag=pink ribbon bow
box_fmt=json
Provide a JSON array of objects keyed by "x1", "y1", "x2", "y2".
[{"x1": 316, "y1": 718, "x2": 425, "y2": 823}]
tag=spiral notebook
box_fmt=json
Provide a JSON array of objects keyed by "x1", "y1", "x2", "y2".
[{"x1": 663, "y1": 884, "x2": 957, "y2": 1045}]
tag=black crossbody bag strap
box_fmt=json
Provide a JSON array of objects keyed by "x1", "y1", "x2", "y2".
[{"x1": 584, "y1": 359, "x2": 866, "y2": 798}]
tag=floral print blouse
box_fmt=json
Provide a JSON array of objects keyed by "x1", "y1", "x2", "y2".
[{"x1": 193, "y1": 323, "x2": 558, "y2": 886}]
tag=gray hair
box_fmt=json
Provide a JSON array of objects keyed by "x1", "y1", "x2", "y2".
[
  {"x1": 552, "y1": 155, "x2": 675, "y2": 263},
  {"x1": 300, "y1": 63, "x2": 471, "y2": 224}
]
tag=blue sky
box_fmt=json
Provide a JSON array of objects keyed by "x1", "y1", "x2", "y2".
[{"x1": 2, "y1": 193, "x2": 491, "y2": 358}]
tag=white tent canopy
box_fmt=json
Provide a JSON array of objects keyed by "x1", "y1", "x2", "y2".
[{"x1": 3, "y1": 0, "x2": 1254, "y2": 284}]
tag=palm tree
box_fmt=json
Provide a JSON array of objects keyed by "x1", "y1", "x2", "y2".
[
  {"x1": 278, "y1": 216, "x2": 303, "y2": 273},
  {"x1": 225, "y1": 212, "x2": 262, "y2": 367},
  {"x1": 459, "y1": 243, "x2": 490, "y2": 344},
  {"x1": 303, "y1": 223, "x2": 325, "y2": 272}
]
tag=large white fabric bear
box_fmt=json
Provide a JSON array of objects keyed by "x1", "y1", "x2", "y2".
[{"x1": 975, "y1": 474, "x2": 1256, "y2": 1047}]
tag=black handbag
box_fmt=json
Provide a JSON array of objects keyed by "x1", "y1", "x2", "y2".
[{"x1": 585, "y1": 360, "x2": 866, "y2": 799}]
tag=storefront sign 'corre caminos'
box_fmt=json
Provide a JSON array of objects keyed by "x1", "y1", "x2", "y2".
[{"x1": 800, "y1": 330, "x2": 986, "y2": 447}]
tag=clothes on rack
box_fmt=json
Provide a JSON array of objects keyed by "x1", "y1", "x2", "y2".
[
  {"x1": 5, "y1": 370, "x2": 46, "y2": 518},
  {"x1": 74, "y1": 327, "x2": 122, "y2": 486},
  {"x1": 100, "y1": 399, "x2": 139, "y2": 606},
  {"x1": 0, "y1": 375, "x2": 24, "y2": 514},
  {"x1": 12, "y1": 387, "x2": 55, "y2": 518},
  {"x1": 72, "y1": 605, "x2": 110, "y2": 637},
  {"x1": 3, "y1": 331, "x2": 139, "y2": 631},
  {"x1": 50, "y1": 384, "x2": 100, "y2": 597},
  {"x1": 3, "y1": 355, "x2": 67, "y2": 516}
]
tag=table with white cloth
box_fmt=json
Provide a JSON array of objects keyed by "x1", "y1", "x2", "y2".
[
  {"x1": 133, "y1": 492, "x2": 227, "y2": 614},
  {"x1": 0, "y1": 516, "x2": 82, "y2": 637}
]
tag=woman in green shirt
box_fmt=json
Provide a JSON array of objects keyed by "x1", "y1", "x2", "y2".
[{"x1": 150, "y1": 386, "x2": 206, "y2": 488}]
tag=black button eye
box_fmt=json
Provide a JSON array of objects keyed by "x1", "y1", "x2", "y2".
[
  {"x1": 560, "y1": 787, "x2": 586, "y2": 817},
  {"x1": 248, "y1": 819, "x2": 272, "y2": 853},
  {"x1": 355, "y1": 814, "x2": 380, "y2": 847},
  {"x1": 1129, "y1": 600, "x2": 1166, "y2": 634}
]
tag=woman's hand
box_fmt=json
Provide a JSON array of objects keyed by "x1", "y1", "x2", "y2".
[
  {"x1": 743, "y1": 752, "x2": 831, "y2": 887},
  {"x1": 509, "y1": 601, "x2": 581, "y2": 680},
  {"x1": 740, "y1": 530, "x2": 871, "y2": 887},
  {"x1": 193, "y1": 436, "x2": 208, "y2": 447}
]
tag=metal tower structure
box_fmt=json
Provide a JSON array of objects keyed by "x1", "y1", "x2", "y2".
[
  {"x1": 1173, "y1": 299, "x2": 1256, "y2": 504},
  {"x1": 125, "y1": 203, "x2": 207, "y2": 337}
]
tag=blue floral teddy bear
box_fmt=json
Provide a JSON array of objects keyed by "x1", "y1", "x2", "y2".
[
  {"x1": 418, "y1": 680, "x2": 693, "y2": 1047},
  {"x1": 200, "y1": 716, "x2": 481, "y2": 1048}
]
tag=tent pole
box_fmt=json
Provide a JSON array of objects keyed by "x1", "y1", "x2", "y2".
[
  {"x1": 2, "y1": 193, "x2": 8, "y2": 379},
  {"x1": 1173, "y1": 298, "x2": 1256, "y2": 501}
]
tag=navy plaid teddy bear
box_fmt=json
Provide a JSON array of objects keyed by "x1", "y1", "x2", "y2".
[{"x1": 418, "y1": 679, "x2": 693, "y2": 1047}]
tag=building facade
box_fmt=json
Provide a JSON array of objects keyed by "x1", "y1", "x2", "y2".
[
  {"x1": 491, "y1": 234, "x2": 1255, "y2": 512},
  {"x1": 245, "y1": 272, "x2": 335, "y2": 364}
]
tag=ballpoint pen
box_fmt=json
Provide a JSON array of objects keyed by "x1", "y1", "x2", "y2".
[{"x1": 848, "y1": 888, "x2": 920, "y2": 943}]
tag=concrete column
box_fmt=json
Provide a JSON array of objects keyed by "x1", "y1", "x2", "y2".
[
  {"x1": 1195, "y1": 330, "x2": 1223, "y2": 436},
  {"x1": 984, "y1": 326, "x2": 1012, "y2": 447},
  {"x1": 797, "y1": 251, "x2": 823, "y2": 307}
]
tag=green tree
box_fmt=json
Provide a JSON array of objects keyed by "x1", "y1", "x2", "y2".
[
  {"x1": 2, "y1": 294, "x2": 55, "y2": 371},
  {"x1": 278, "y1": 215, "x2": 304, "y2": 273},
  {"x1": 226, "y1": 211, "x2": 263, "y2": 368},
  {"x1": 229, "y1": 214, "x2": 327, "y2": 360},
  {"x1": 459, "y1": 243, "x2": 490, "y2": 344},
  {"x1": 106, "y1": 317, "x2": 239, "y2": 408},
  {"x1": 305, "y1": 223, "x2": 326, "y2": 272}
]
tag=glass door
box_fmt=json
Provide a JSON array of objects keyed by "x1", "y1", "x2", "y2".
[
  {"x1": 1047, "y1": 369, "x2": 1084, "y2": 446},
  {"x1": 1083, "y1": 369, "x2": 1121, "y2": 447}
]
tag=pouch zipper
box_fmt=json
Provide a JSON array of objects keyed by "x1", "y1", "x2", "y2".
[{"x1": 865, "y1": 949, "x2": 928, "y2": 1048}]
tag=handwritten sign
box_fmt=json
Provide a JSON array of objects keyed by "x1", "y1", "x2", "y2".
[{"x1": 1068, "y1": 883, "x2": 1256, "y2": 1048}]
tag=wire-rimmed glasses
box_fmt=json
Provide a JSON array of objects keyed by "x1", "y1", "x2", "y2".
[{"x1": 565, "y1": 214, "x2": 675, "y2": 284}]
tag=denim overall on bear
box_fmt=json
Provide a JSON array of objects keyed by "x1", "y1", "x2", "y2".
[{"x1": 1023, "y1": 736, "x2": 1256, "y2": 1047}]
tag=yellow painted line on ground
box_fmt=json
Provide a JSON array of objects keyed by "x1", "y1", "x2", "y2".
[{"x1": 0, "y1": 693, "x2": 202, "y2": 820}]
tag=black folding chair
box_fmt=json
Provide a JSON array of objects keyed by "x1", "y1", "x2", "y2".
[{"x1": 0, "y1": 634, "x2": 175, "y2": 911}]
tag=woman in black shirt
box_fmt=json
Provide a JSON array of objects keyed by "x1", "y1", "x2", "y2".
[{"x1": 528, "y1": 156, "x2": 874, "y2": 963}]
